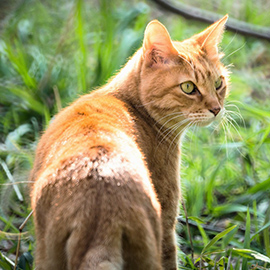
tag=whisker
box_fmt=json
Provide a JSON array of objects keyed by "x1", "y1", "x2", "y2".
[
  {"x1": 156, "y1": 118, "x2": 187, "y2": 143},
  {"x1": 168, "y1": 121, "x2": 194, "y2": 155},
  {"x1": 224, "y1": 104, "x2": 246, "y2": 128},
  {"x1": 224, "y1": 114, "x2": 243, "y2": 140},
  {"x1": 223, "y1": 43, "x2": 246, "y2": 61},
  {"x1": 178, "y1": 54, "x2": 194, "y2": 71},
  {"x1": 222, "y1": 115, "x2": 244, "y2": 157},
  {"x1": 156, "y1": 113, "x2": 185, "y2": 130},
  {"x1": 155, "y1": 112, "x2": 186, "y2": 127},
  {"x1": 223, "y1": 32, "x2": 238, "y2": 54},
  {"x1": 155, "y1": 118, "x2": 190, "y2": 154},
  {"x1": 158, "y1": 118, "x2": 190, "y2": 145},
  {"x1": 220, "y1": 118, "x2": 229, "y2": 157},
  {"x1": 225, "y1": 100, "x2": 245, "y2": 106},
  {"x1": 225, "y1": 108, "x2": 243, "y2": 120}
]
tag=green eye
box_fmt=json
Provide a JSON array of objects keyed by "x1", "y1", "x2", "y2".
[
  {"x1": 215, "y1": 77, "x2": 223, "y2": 90},
  {"x1": 180, "y1": 81, "x2": 195, "y2": 94}
]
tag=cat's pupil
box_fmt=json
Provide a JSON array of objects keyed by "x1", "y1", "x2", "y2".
[{"x1": 180, "y1": 81, "x2": 195, "y2": 94}]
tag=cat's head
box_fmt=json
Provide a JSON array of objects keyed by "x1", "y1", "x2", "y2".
[{"x1": 140, "y1": 16, "x2": 229, "y2": 132}]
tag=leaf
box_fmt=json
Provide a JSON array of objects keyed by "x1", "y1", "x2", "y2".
[
  {"x1": 188, "y1": 216, "x2": 205, "y2": 224},
  {"x1": 201, "y1": 225, "x2": 237, "y2": 254},
  {"x1": 212, "y1": 204, "x2": 248, "y2": 216},
  {"x1": 231, "y1": 248, "x2": 270, "y2": 264},
  {"x1": 197, "y1": 223, "x2": 209, "y2": 246},
  {"x1": 17, "y1": 252, "x2": 33, "y2": 270}
]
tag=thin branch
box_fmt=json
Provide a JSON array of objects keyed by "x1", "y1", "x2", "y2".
[
  {"x1": 151, "y1": 0, "x2": 270, "y2": 41},
  {"x1": 14, "y1": 210, "x2": 33, "y2": 270},
  {"x1": 177, "y1": 216, "x2": 246, "y2": 233}
]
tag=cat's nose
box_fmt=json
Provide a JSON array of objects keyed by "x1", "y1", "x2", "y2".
[{"x1": 209, "y1": 107, "x2": 221, "y2": 116}]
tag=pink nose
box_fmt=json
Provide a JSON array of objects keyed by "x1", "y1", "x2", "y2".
[{"x1": 209, "y1": 107, "x2": 221, "y2": 116}]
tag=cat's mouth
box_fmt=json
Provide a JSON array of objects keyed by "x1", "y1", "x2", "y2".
[
  {"x1": 187, "y1": 109, "x2": 224, "y2": 127},
  {"x1": 188, "y1": 116, "x2": 214, "y2": 127}
]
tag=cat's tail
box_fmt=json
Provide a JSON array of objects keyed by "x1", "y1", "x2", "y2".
[{"x1": 66, "y1": 220, "x2": 123, "y2": 270}]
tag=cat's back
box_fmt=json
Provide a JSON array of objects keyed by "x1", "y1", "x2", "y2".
[{"x1": 31, "y1": 90, "x2": 138, "y2": 181}]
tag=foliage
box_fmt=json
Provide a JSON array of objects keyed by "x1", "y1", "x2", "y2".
[{"x1": 0, "y1": 0, "x2": 270, "y2": 269}]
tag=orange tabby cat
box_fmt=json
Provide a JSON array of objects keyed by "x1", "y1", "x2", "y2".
[{"x1": 30, "y1": 16, "x2": 229, "y2": 270}]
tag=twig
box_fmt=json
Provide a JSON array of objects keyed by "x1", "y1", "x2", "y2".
[
  {"x1": 14, "y1": 210, "x2": 34, "y2": 270},
  {"x1": 177, "y1": 216, "x2": 245, "y2": 234},
  {"x1": 150, "y1": 0, "x2": 270, "y2": 41},
  {"x1": 53, "y1": 85, "x2": 62, "y2": 112}
]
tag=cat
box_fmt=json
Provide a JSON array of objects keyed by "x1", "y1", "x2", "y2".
[{"x1": 30, "y1": 15, "x2": 229, "y2": 270}]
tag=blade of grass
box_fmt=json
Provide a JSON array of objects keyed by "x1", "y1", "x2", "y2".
[
  {"x1": 242, "y1": 207, "x2": 250, "y2": 269},
  {"x1": 197, "y1": 223, "x2": 209, "y2": 247},
  {"x1": 222, "y1": 225, "x2": 238, "y2": 248},
  {"x1": 75, "y1": 0, "x2": 87, "y2": 93},
  {"x1": 250, "y1": 220, "x2": 270, "y2": 241},
  {"x1": 252, "y1": 200, "x2": 259, "y2": 242},
  {"x1": 4, "y1": 87, "x2": 48, "y2": 116},
  {"x1": 0, "y1": 252, "x2": 14, "y2": 269},
  {"x1": 201, "y1": 225, "x2": 237, "y2": 255},
  {"x1": 0, "y1": 159, "x2": 23, "y2": 201},
  {"x1": 263, "y1": 206, "x2": 270, "y2": 258},
  {"x1": 0, "y1": 216, "x2": 20, "y2": 233},
  {"x1": 247, "y1": 177, "x2": 270, "y2": 194},
  {"x1": 5, "y1": 41, "x2": 37, "y2": 90}
]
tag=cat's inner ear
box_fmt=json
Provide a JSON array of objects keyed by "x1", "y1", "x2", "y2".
[
  {"x1": 195, "y1": 15, "x2": 228, "y2": 60},
  {"x1": 143, "y1": 20, "x2": 179, "y2": 66}
]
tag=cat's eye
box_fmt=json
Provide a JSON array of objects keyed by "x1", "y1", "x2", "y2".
[
  {"x1": 180, "y1": 81, "x2": 196, "y2": 94},
  {"x1": 215, "y1": 77, "x2": 223, "y2": 90}
]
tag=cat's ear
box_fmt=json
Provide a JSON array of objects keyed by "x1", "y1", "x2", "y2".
[
  {"x1": 143, "y1": 20, "x2": 179, "y2": 66},
  {"x1": 195, "y1": 15, "x2": 228, "y2": 60}
]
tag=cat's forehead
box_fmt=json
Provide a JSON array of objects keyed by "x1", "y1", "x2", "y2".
[
  {"x1": 173, "y1": 40, "x2": 222, "y2": 82},
  {"x1": 191, "y1": 55, "x2": 221, "y2": 84}
]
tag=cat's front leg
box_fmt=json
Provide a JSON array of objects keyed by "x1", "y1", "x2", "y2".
[
  {"x1": 162, "y1": 221, "x2": 178, "y2": 270},
  {"x1": 159, "y1": 179, "x2": 180, "y2": 270}
]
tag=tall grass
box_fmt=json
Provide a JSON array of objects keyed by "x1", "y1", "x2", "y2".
[{"x1": 0, "y1": 0, "x2": 270, "y2": 269}]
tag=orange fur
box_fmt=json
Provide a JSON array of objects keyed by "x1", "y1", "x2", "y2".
[{"x1": 30, "y1": 16, "x2": 229, "y2": 270}]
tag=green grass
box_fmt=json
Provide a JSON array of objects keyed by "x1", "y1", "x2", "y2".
[{"x1": 0, "y1": 0, "x2": 270, "y2": 269}]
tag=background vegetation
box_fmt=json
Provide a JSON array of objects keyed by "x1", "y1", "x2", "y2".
[{"x1": 0, "y1": 0, "x2": 270, "y2": 269}]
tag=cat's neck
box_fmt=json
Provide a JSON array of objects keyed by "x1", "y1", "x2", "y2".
[
  {"x1": 100, "y1": 49, "x2": 183, "y2": 148},
  {"x1": 102, "y1": 49, "x2": 143, "y2": 107}
]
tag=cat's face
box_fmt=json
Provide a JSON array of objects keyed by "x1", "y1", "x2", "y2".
[{"x1": 140, "y1": 16, "x2": 229, "y2": 133}]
